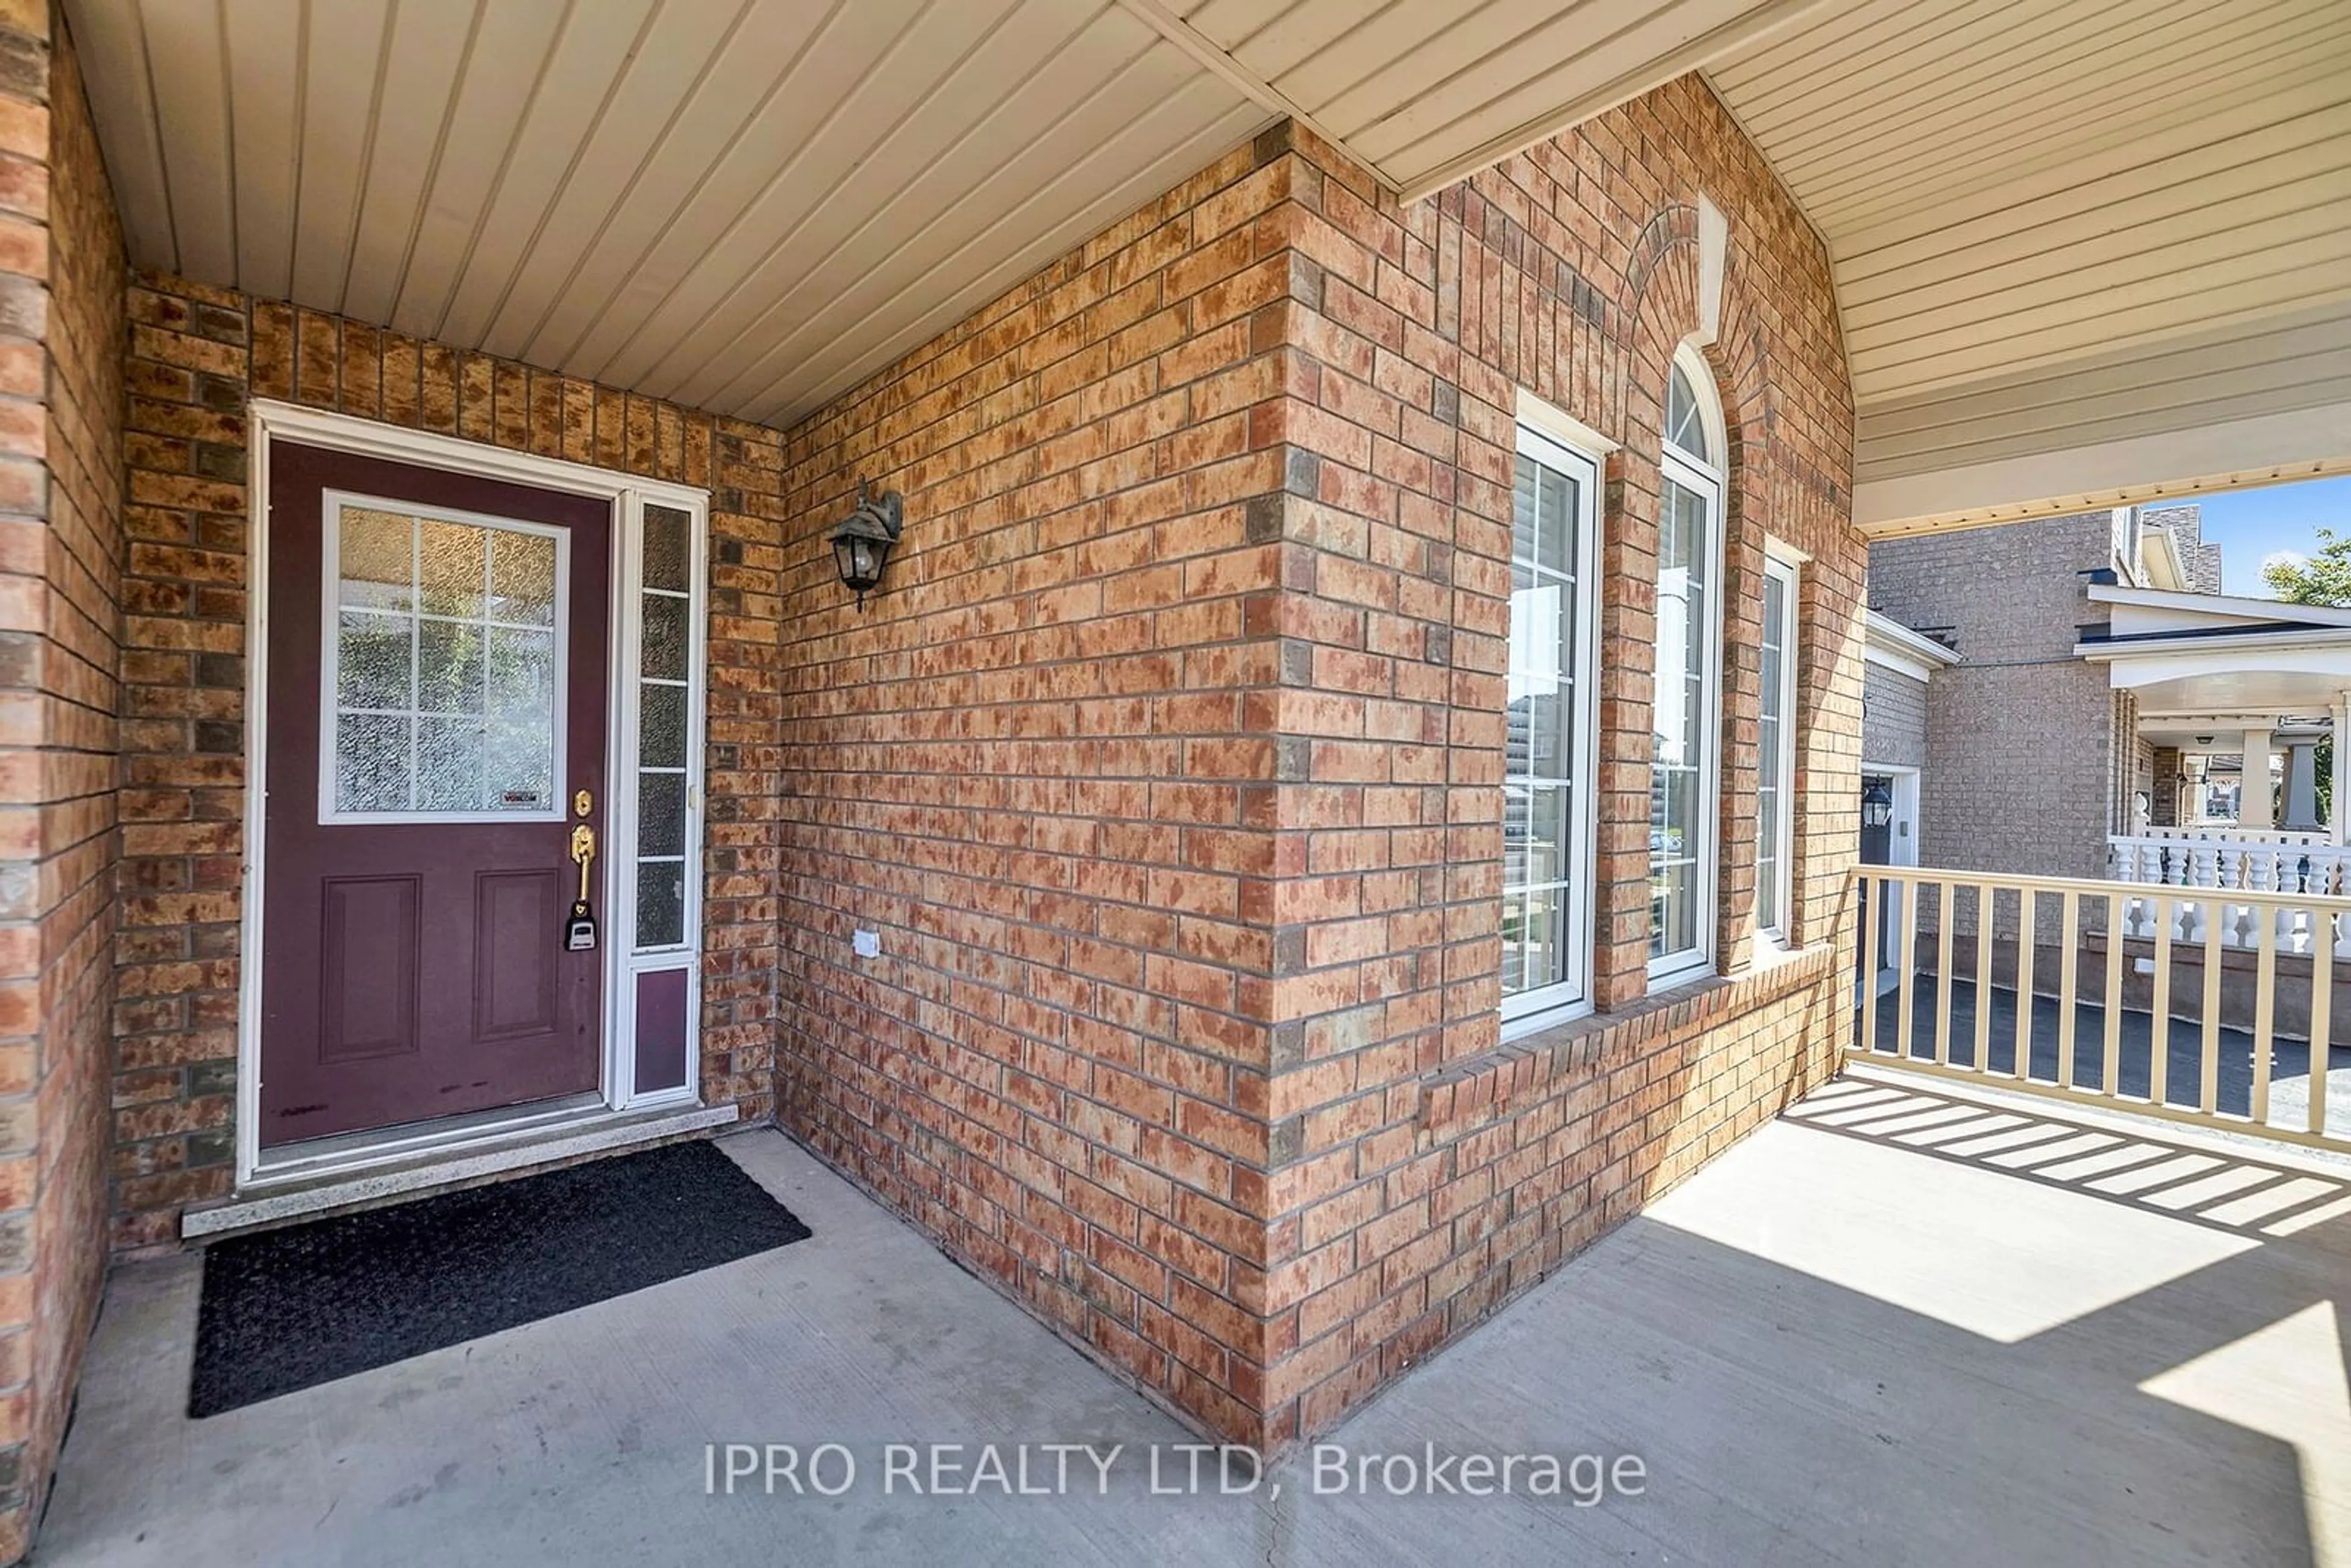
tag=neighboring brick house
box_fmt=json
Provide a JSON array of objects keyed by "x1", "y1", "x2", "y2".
[
  {"x1": 1858, "y1": 610, "x2": 1952, "y2": 876},
  {"x1": 2142, "y1": 504, "x2": 2225, "y2": 594},
  {"x1": 0, "y1": 4, "x2": 1880, "y2": 1552},
  {"x1": 1862, "y1": 633, "x2": 1932, "y2": 776},
  {"x1": 1867, "y1": 506, "x2": 2217, "y2": 892}
]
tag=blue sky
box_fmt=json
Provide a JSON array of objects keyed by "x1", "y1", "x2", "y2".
[{"x1": 2188, "y1": 474, "x2": 2351, "y2": 597}]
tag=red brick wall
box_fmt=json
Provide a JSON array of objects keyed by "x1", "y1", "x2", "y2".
[
  {"x1": 0, "y1": 5, "x2": 125, "y2": 1555},
  {"x1": 768, "y1": 80, "x2": 1862, "y2": 1450},
  {"x1": 773, "y1": 134, "x2": 1301, "y2": 1441},
  {"x1": 1250, "y1": 92, "x2": 1862, "y2": 1441},
  {"x1": 110, "y1": 279, "x2": 785, "y2": 1248}
]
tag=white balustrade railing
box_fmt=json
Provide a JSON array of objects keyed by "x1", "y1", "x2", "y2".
[
  {"x1": 2108, "y1": 833, "x2": 2351, "y2": 953},
  {"x1": 2137, "y1": 825, "x2": 2330, "y2": 846},
  {"x1": 1853, "y1": 865, "x2": 2351, "y2": 1153}
]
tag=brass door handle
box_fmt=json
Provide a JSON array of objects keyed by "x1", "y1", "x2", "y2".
[
  {"x1": 570, "y1": 823, "x2": 596, "y2": 907},
  {"x1": 564, "y1": 823, "x2": 599, "y2": 952}
]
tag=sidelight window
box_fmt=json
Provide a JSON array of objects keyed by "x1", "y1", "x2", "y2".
[{"x1": 632, "y1": 503, "x2": 694, "y2": 948}]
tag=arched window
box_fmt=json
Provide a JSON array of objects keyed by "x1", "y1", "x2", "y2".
[
  {"x1": 1665, "y1": 361, "x2": 1712, "y2": 463},
  {"x1": 1650, "y1": 345, "x2": 1726, "y2": 978}
]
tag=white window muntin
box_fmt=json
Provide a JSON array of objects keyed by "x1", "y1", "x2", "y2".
[
  {"x1": 1503, "y1": 419, "x2": 1602, "y2": 1032},
  {"x1": 1649, "y1": 348, "x2": 1726, "y2": 982},
  {"x1": 1757, "y1": 550, "x2": 1800, "y2": 942},
  {"x1": 318, "y1": 488, "x2": 571, "y2": 826}
]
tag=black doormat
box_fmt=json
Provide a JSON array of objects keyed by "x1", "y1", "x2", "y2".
[{"x1": 189, "y1": 1138, "x2": 809, "y2": 1417}]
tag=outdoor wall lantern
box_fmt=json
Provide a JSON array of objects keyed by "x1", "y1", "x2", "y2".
[
  {"x1": 1861, "y1": 776, "x2": 1894, "y2": 828},
  {"x1": 829, "y1": 481, "x2": 904, "y2": 607}
]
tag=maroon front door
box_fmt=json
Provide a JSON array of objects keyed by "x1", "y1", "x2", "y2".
[{"x1": 260, "y1": 442, "x2": 611, "y2": 1146}]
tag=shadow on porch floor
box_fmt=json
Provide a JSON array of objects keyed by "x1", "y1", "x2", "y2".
[{"x1": 39, "y1": 1087, "x2": 2351, "y2": 1566}]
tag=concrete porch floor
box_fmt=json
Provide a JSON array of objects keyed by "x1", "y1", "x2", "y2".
[{"x1": 38, "y1": 1080, "x2": 2351, "y2": 1567}]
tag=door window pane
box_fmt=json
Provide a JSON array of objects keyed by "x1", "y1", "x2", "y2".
[
  {"x1": 640, "y1": 683, "x2": 688, "y2": 769},
  {"x1": 636, "y1": 860, "x2": 686, "y2": 949},
  {"x1": 639, "y1": 771, "x2": 687, "y2": 858},
  {"x1": 487, "y1": 628, "x2": 557, "y2": 720},
  {"x1": 336, "y1": 611, "x2": 408, "y2": 710},
  {"x1": 334, "y1": 713, "x2": 410, "y2": 814},
  {"x1": 418, "y1": 519, "x2": 487, "y2": 618},
  {"x1": 324, "y1": 500, "x2": 566, "y2": 819},
  {"x1": 642, "y1": 592, "x2": 691, "y2": 681},
  {"x1": 339, "y1": 508, "x2": 413, "y2": 610},
  {"x1": 416, "y1": 717, "x2": 487, "y2": 811},
  {"x1": 644, "y1": 503, "x2": 692, "y2": 593},
  {"x1": 492, "y1": 531, "x2": 558, "y2": 625},
  {"x1": 416, "y1": 620, "x2": 484, "y2": 713}
]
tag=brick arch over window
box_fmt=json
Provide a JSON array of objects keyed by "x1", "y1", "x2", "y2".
[{"x1": 1588, "y1": 201, "x2": 1793, "y2": 997}]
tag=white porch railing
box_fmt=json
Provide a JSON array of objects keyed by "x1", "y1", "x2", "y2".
[
  {"x1": 1851, "y1": 865, "x2": 2351, "y2": 1154},
  {"x1": 2109, "y1": 832, "x2": 2351, "y2": 903},
  {"x1": 2136, "y1": 825, "x2": 2331, "y2": 845}
]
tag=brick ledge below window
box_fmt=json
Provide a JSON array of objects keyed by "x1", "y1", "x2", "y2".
[{"x1": 1417, "y1": 941, "x2": 1842, "y2": 1136}]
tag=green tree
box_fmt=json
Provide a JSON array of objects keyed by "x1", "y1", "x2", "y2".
[
  {"x1": 2263, "y1": 527, "x2": 2351, "y2": 606},
  {"x1": 2260, "y1": 533, "x2": 2344, "y2": 820}
]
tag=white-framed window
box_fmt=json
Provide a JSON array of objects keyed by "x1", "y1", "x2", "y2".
[
  {"x1": 1650, "y1": 346, "x2": 1726, "y2": 981},
  {"x1": 1502, "y1": 418, "x2": 1602, "y2": 1032},
  {"x1": 1757, "y1": 546, "x2": 1801, "y2": 943}
]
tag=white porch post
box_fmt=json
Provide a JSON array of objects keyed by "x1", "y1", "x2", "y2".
[
  {"x1": 2243, "y1": 727, "x2": 2276, "y2": 828},
  {"x1": 2285, "y1": 740, "x2": 2324, "y2": 831},
  {"x1": 2337, "y1": 692, "x2": 2351, "y2": 845}
]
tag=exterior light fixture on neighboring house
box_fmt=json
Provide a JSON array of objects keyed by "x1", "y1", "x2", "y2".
[
  {"x1": 1862, "y1": 775, "x2": 1894, "y2": 828},
  {"x1": 828, "y1": 481, "x2": 903, "y2": 607}
]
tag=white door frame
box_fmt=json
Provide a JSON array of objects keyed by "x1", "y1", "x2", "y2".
[
  {"x1": 1862, "y1": 762, "x2": 1921, "y2": 992},
  {"x1": 236, "y1": 400, "x2": 711, "y2": 1189},
  {"x1": 1863, "y1": 763, "x2": 1921, "y2": 871}
]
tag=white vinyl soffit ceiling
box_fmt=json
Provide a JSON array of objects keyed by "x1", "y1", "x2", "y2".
[
  {"x1": 1706, "y1": 0, "x2": 2351, "y2": 530},
  {"x1": 68, "y1": 0, "x2": 2349, "y2": 518},
  {"x1": 65, "y1": 0, "x2": 1818, "y2": 430}
]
